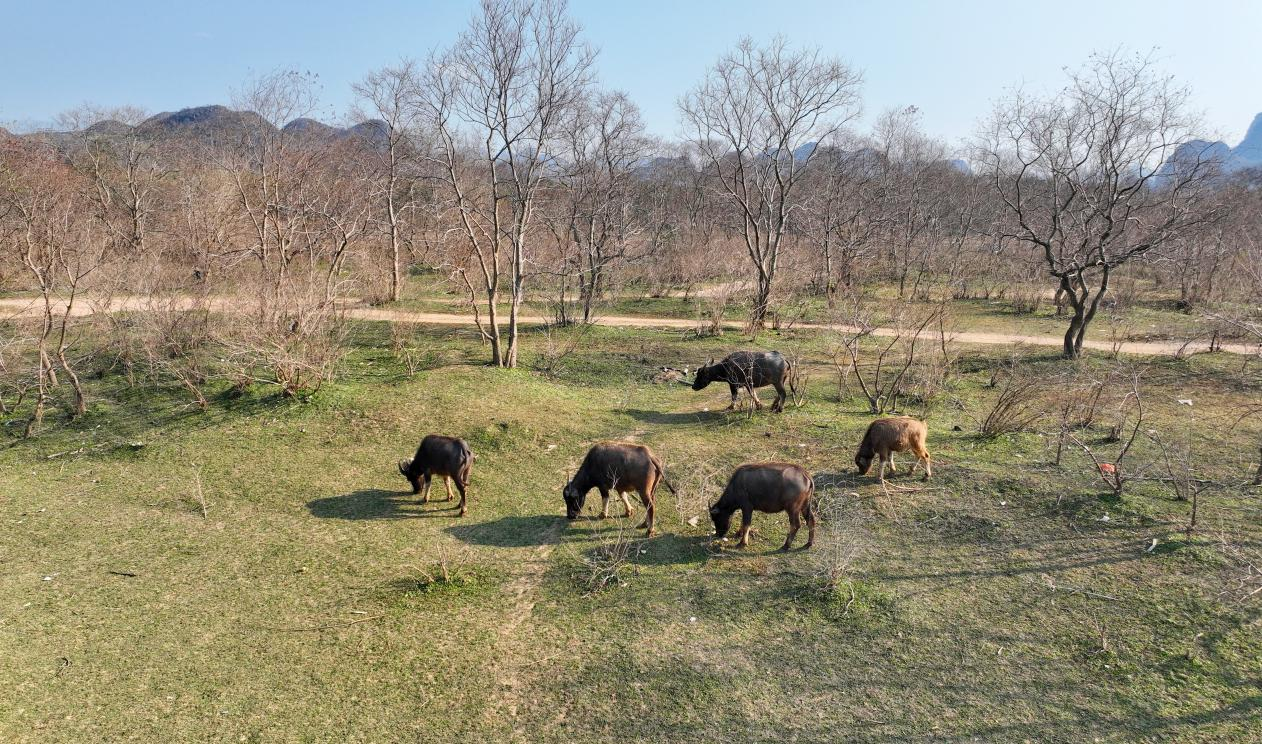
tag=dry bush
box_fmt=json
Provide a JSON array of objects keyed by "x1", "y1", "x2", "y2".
[
  {"x1": 1066, "y1": 370, "x2": 1152, "y2": 497},
  {"x1": 1048, "y1": 368, "x2": 1110, "y2": 465},
  {"x1": 1104, "y1": 275, "x2": 1143, "y2": 311},
  {"x1": 1008, "y1": 283, "x2": 1044, "y2": 314},
  {"x1": 217, "y1": 288, "x2": 348, "y2": 398},
  {"x1": 0, "y1": 329, "x2": 36, "y2": 417},
  {"x1": 388, "y1": 322, "x2": 439, "y2": 376},
  {"x1": 692, "y1": 281, "x2": 747, "y2": 338},
  {"x1": 573, "y1": 520, "x2": 641, "y2": 594},
  {"x1": 977, "y1": 357, "x2": 1047, "y2": 437},
  {"x1": 672, "y1": 461, "x2": 726, "y2": 529},
  {"x1": 532, "y1": 324, "x2": 592, "y2": 378},
  {"x1": 784, "y1": 350, "x2": 811, "y2": 408},
  {"x1": 808, "y1": 491, "x2": 873, "y2": 596},
  {"x1": 829, "y1": 291, "x2": 951, "y2": 414},
  {"x1": 129, "y1": 296, "x2": 216, "y2": 409},
  {"x1": 1148, "y1": 427, "x2": 1216, "y2": 534}
]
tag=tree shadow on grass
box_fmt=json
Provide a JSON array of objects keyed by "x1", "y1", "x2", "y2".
[
  {"x1": 307, "y1": 489, "x2": 462, "y2": 520},
  {"x1": 446, "y1": 514, "x2": 565, "y2": 547}
]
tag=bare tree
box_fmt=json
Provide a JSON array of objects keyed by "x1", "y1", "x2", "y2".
[
  {"x1": 354, "y1": 60, "x2": 424, "y2": 302},
  {"x1": 798, "y1": 139, "x2": 885, "y2": 301},
  {"x1": 1, "y1": 143, "x2": 103, "y2": 428},
  {"x1": 419, "y1": 0, "x2": 595, "y2": 367},
  {"x1": 546, "y1": 90, "x2": 649, "y2": 324},
  {"x1": 680, "y1": 36, "x2": 862, "y2": 328},
  {"x1": 977, "y1": 50, "x2": 1220, "y2": 358}
]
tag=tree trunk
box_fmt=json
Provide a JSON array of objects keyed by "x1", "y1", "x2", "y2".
[{"x1": 750, "y1": 279, "x2": 772, "y2": 330}]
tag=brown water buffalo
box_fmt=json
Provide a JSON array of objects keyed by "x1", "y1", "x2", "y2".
[
  {"x1": 854, "y1": 416, "x2": 932, "y2": 482},
  {"x1": 398, "y1": 434, "x2": 474, "y2": 516},
  {"x1": 710, "y1": 462, "x2": 815, "y2": 551},
  {"x1": 692, "y1": 350, "x2": 792, "y2": 413},
  {"x1": 563, "y1": 442, "x2": 674, "y2": 536}
]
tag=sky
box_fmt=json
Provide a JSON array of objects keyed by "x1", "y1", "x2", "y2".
[{"x1": 3, "y1": 0, "x2": 1260, "y2": 153}]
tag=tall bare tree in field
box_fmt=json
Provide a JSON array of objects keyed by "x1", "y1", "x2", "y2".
[
  {"x1": 57, "y1": 106, "x2": 167, "y2": 265},
  {"x1": 799, "y1": 140, "x2": 884, "y2": 301},
  {"x1": 1, "y1": 144, "x2": 102, "y2": 429},
  {"x1": 552, "y1": 90, "x2": 649, "y2": 324},
  {"x1": 420, "y1": 0, "x2": 595, "y2": 367},
  {"x1": 354, "y1": 60, "x2": 422, "y2": 302},
  {"x1": 977, "y1": 51, "x2": 1220, "y2": 358},
  {"x1": 680, "y1": 37, "x2": 862, "y2": 329}
]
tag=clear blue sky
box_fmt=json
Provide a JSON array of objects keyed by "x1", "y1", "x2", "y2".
[{"x1": 3, "y1": 0, "x2": 1259, "y2": 151}]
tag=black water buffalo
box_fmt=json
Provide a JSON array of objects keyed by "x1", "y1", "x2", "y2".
[
  {"x1": 563, "y1": 442, "x2": 674, "y2": 536},
  {"x1": 398, "y1": 434, "x2": 474, "y2": 517},
  {"x1": 692, "y1": 351, "x2": 792, "y2": 413},
  {"x1": 710, "y1": 462, "x2": 815, "y2": 551}
]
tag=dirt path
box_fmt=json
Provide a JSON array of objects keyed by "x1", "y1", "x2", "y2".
[
  {"x1": 488, "y1": 520, "x2": 566, "y2": 732},
  {"x1": 2, "y1": 295, "x2": 1257, "y2": 357}
]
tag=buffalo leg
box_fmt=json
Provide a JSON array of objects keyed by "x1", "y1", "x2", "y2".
[
  {"x1": 598, "y1": 487, "x2": 612, "y2": 519},
  {"x1": 771, "y1": 381, "x2": 787, "y2": 413},
  {"x1": 636, "y1": 487, "x2": 656, "y2": 536},
  {"x1": 735, "y1": 507, "x2": 754, "y2": 547},
  {"x1": 781, "y1": 510, "x2": 801, "y2": 552},
  {"x1": 876, "y1": 457, "x2": 888, "y2": 482},
  {"x1": 454, "y1": 478, "x2": 467, "y2": 517},
  {"x1": 726, "y1": 383, "x2": 739, "y2": 410},
  {"x1": 618, "y1": 491, "x2": 635, "y2": 518},
  {"x1": 442, "y1": 476, "x2": 454, "y2": 501},
  {"x1": 802, "y1": 500, "x2": 816, "y2": 549},
  {"x1": 420, "y1": 473, "x2": 432, "y2": 503},
  {"x1": 749, "y1": 386, "x2": 763, "y2": 410}
]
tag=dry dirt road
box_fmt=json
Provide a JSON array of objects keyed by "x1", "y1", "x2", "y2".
[{"x1": 1, "y1": 295, "x2": 1256, "y2": 358}]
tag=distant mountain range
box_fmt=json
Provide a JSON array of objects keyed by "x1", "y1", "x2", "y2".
[
  {"x1": 1159, "y1": 112, "x2": 1262, "y2": 177},
  {"x1": 11, "y1": 104, "x2": 1261, "y2": 181},
  {"x1": 18, "y1": 104, "x2": 389, "y2": 149}
]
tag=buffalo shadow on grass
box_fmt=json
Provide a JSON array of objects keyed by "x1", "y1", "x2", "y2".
[
  {"x1": 622, "y1": 408, "x2": 728, "y2": 425},
  {"x1": 561, "y1": 523, "x2": 712, "y2": 566},
  {"x1": 446, "y1": 514, "x2": 566, "y2": 548},
  {"x1": 307, "y1": 489, "x2": 464, "y2": 520}
]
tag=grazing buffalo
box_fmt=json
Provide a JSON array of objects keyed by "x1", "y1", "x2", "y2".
[
  {"x1": 854, "y1": 416, "x2": 932, "y2": 482},
  {"x1": 692, "y1": 351, "x2": 792, "y2": 413},
  {"x1": 563, "y1": 442, "x2": 674, "y2": 536},
  {"x1": 710, "y1": 463, "x2": 815, "y2": 551},
  {"x1": 398, "y1": 434, "x2": 474, "y2": 517}
]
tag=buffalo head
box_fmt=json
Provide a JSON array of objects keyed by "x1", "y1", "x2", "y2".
[
  {"x1": 691, "y1": 358, "x2": 716, "y2": 390},
  {"x1": 562, "y1": 479, "x2": 587, "y2": 520},
  {"x1": 854, "y1": 451, "x2": 873, "y2": 476},
  {"x1": 398, "y1": 458, "x2": 420, "y2": 493},
  {"x1": 709, "y1": 503, "x2": 733, "y2": 539}
]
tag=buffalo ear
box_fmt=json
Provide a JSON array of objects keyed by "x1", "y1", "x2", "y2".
[{"x1": 398, "y1": 460, "x2": 409, "y2": 477}]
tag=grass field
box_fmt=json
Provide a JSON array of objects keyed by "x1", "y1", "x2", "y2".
[{"x1": 2, "y1": 318, "x2": 1261, "y2": 742}]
